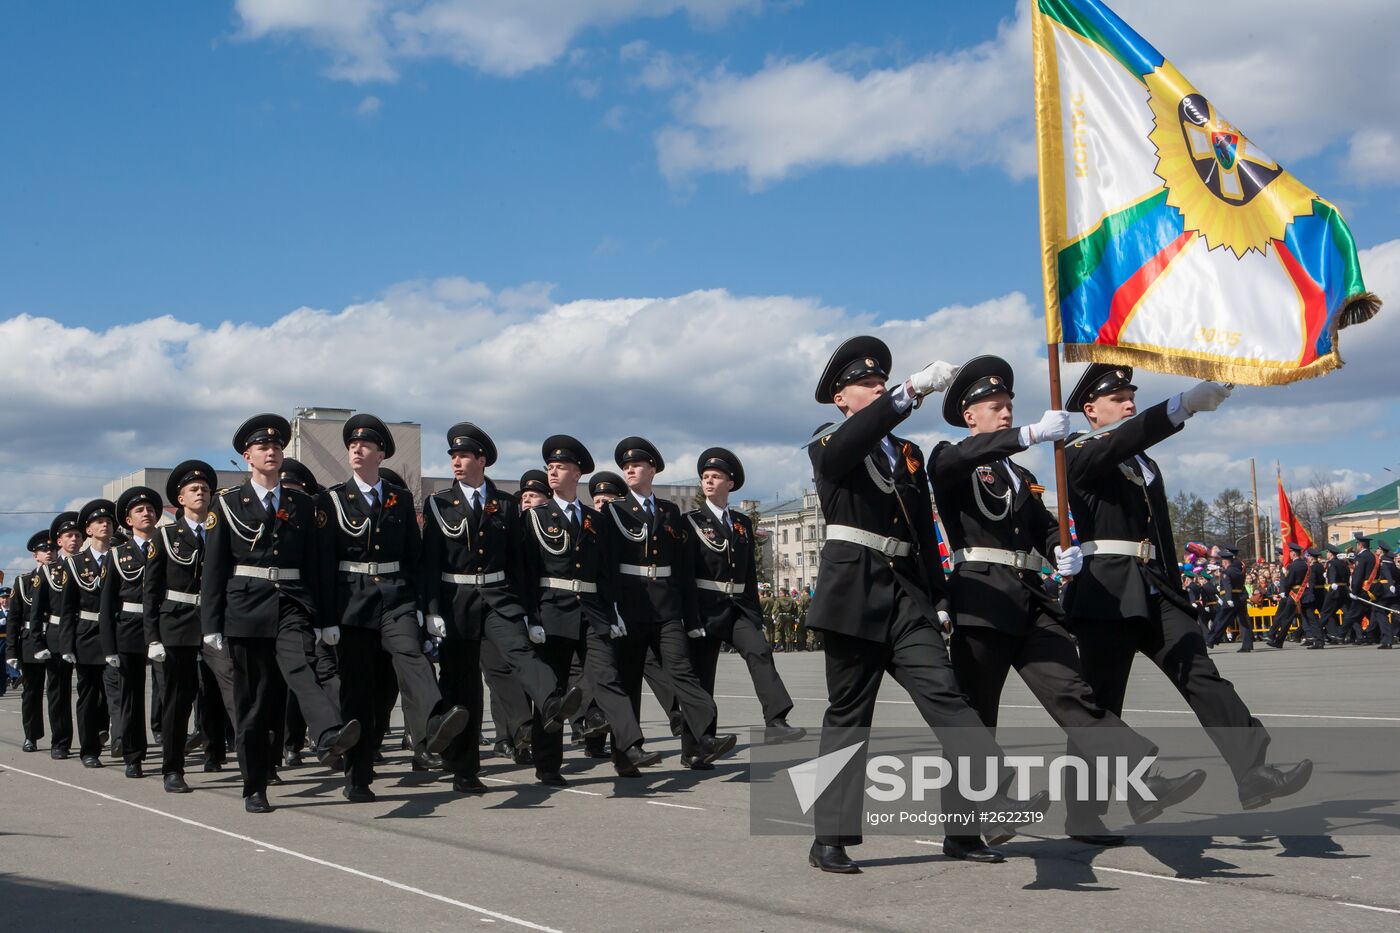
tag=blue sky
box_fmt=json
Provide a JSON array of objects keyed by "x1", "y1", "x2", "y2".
[{"x1": 2, "y1": 0, "x2": 1398, "y2": 571}]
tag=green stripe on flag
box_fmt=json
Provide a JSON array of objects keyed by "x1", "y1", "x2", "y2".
[
  {"x1": 1314, "y1": 200, "x2": 1368, "y2": 296},
  {"x1": 1037, "y1": 0, "x2": 1147, "y2": 84},
  {"x1": 1056, "y1": 190, "x2": 1168, "y2": 301}
]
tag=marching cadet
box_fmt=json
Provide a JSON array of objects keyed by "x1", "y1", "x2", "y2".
[
  {"x1": 421, "y1": 422, "x2": 583, "y2": 795},
  {"x1": 682, "y1": 446, "x2": 804, "y2": 762},
  {"x1": 1208, "y1": 546, "x2": 1251, "y2": 651},
  {"x1": 580, "y1": 470, "x2": 630, "y2": 757},
  {"x1": 1318, "y1": 543, "x2": 1348, "y2": 646},
  {"x1": 604, "y1": 436, "x2": 737, "y2": 768},
  {"x1": 1062, "y1": 364, "x2": 1311, "y2": 817},
  {"x1": 931, "y1": 356, "x2": 1201, "y2": 848},
  {"x1": 35, "y1": 512, "x2": 82, "y2": 759},
  {"x1": 59, "y1": 498, "x2": 119, "y2": 768},
  {"x1": 144, "y1": 460, "x2": 218, "y2": 792},
  {"x1": 201, "y1": 414, "x2": 362, "y2": 813},
  {"x1": 519, "y1": 435, "x2": 663, "y2": 781},
  {"x1": 316, "y1": 414, "x2": 469, "y2": 801},
  {"x1": 1372, "y1": 544, "x2": 1397, "y2": 649},
  {"x1": 6, "y1": 532, "x2": 54, "y2": 751},
  {"x1": 276, "y1": 457, "x2": 331, "y2": 767},
  {"x1": 519, "y1": 470, "x2": 551, "y2": 509},
  {"x1": 590, "y1": 471, "x2": 627, "y2": 512},
  {"x1": 1339, "y1": 534, "x2": 1378, "y2": 645},
  {"x1": 1302, "y1": 547, "x2": 1328, "y2": 647},
  {"x1": 1266, "y1": 542, "x2": 1308, "y2": 648},
  {"x1": 805, "y1": 338, "x2": 1049, "y2": 873},
  {"x1": 99, "y1": 486, "x2": 163, "y2": 777}
]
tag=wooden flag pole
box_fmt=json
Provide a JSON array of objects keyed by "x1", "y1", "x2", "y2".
[{"x1": 1047, "y1": 344, "x2": 1072, "y2": 556}]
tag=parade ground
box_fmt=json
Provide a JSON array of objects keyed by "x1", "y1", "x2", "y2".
[{"x1": 1, "y1": 648, "x2": 1397, "y2": 933}]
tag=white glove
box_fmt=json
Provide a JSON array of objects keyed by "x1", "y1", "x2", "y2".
[
  {"x1": 907, "y1": 360, "x2": 959, "y2": 396},
  {"x1": 63, "y1": 653, "x2": 77, "y2": 664},
  {"x1": 34, "y1": 649, "x2": 52, "y2": 661},
  {"x1": 1055, "y1": 545, "x2": 1082, "y2": 577},
  {"x1": 609, "y1": 613, "x2": 628, "y2": 638},
  {"x1": 1024, "y1": 410, "x2": 1073, "y2": 445},
  {"x1": 105, "y1": 655, "x2": 120, "y2": 668},
  {"x1": 936, "y1": 610, "x2": 951, "y2": 630},
  {"x1": 319, "y1": 625, "x2": 341, "y2": 646},
  {"x1": 687, "y1": 627, "x2": 705, "y2": 639},
  {"x1": 528, "y1": 624, "x2": 546, "y2": 644},
  {"x1": 416, "y1": 610, "x2": 424, "y2": 627},
  {"x1": 1181, "y1": 381, "x2": 1231, "y2": 414},
  {"x1": 1226, "y1": 600, "x2": 1234, "y2": 608},
  {"x1": 1330, "y1": 583, "x2": 1339, "y2": 590},
  {"x1": 202, "y1": 633, "x2": 224, "y2": 652},
  {"x1": 426, "y1": 614, "x2": 447, "y2": 638},
  {"x1": 148, "y1": 642, "x2": 167, "y2": 662}
]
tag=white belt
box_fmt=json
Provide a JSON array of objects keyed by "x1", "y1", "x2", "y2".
[
  {"x1": 619, "y1": 564, "x2": 671, "y2": 579},
  {"x1": 48, "y1": 615, "x2": 61, "y2": 627},
  {"x1": 338, "y1": 560, "x2": 401, "y2": 576},
  {"x1": 165, "y1": 590, "x2": 201, "y2": 607},
  {"x1": 121, "y1": 602, "x2": 143, "y2": 615},
  {"x1": 696, "y1": 579, "x2": 743, "y2": 595},
  {"x1": 952, "y1": 547, "x2": 1044, "y2": 571},
  {"x1": 1080, "y1": 540, "x2": 1157, "y2": 561},
  {"x1": 79, "y1": 611, "x2": 100, "y2": 623},
  {"x1": 233, "y1": 566, "x2": 301, "y2": 582},
  {"x1": 540, "y1": 577, "x2": 598, "y2": 594},
  {"x1": 442, "y1": 571, "x2": 505, "y2": 586},
  {"x1": 826, "y1": 525, "x2": 912, "y2": 558}
]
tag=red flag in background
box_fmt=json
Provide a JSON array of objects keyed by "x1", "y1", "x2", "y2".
[{"x1": 1278, "y1": 474, "x2": 1313, "y2": 552}]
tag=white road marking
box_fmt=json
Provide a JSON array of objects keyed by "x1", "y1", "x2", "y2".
[
  {"x1": 646, "y1": 800, "x2": 704, "y2": 811},
  {"x1": 0, "y1": 762, "x2": 564, "y2": 933},
  {"x1": 1342, "y1": 902, "x2": 1400, "y2": 915},
  {"x1": 1093, "y1": 866, "x2": 1209, "y2": 885}
]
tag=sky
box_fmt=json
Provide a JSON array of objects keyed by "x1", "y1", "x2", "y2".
[{"x1": 2, "y1": 0, "x2": 1399, "y2": 574}]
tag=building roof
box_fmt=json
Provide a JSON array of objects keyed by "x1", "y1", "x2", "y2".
[
  {"x1": 1326, "y1": 479, "x2": 1400, "y2": 518},
  {"x1": 758, "y1": 496, "x2": 811, "y2": 517}
]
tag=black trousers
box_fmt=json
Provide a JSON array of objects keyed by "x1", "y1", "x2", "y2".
[
  {"x1": 1072, "y1": 593, "x2": 1270, "y2": 786},
  {"x1": 116, "y1": 652, "x2": 148, "y2": 765},
  {"x1": 285, "y1": 639, "x2": 340, "y2": 753},
  {"x1": 373, "y1": 648, "x2": 399, "y2": 749},
  {"x1": 20, "y1": 660, "x2": 47, "y2": 741},
  {"x1": 103, "y1": 663, "x2": 121, "y2": 743},
  {"x1": 45, "y1": 655, "x2": 74, "y2": 751},
  {"x1": 199, "y1": 651, "x2": 236, "y2": 763},
  {"x1": 1208, "y1": 600, "x2": 1251, "y2": 648},
  {"x1": 528, "y1": 636, "x2": 578, "y2": 774},
  {"x1": 642, "y1": 647, "x2": 675, "y2": 720},
  {"x1": 816, "y1": 593, "x2": 1004, "y2": 847},
  {"x1": 481, "y1": 635, "x2": 531, "y2": 743},
  {"x1": 1320, "y1": 592, "x2": 1346, "y2": 637},
  {"x1": 615, "y1": 620, "x2": 717, "y2": 744},
  {"x1": 1300, "y1": 601, "x2": 1326, "y2": 642},
  {"x1": 579, "y1": 627, "x2": 644, "y2": 758},
  {"x1": 338, "y1": 616, "x2": 440, "y2": 786},
  {"x1": 693, "y1": 618, "x2": 795, "y2": 725},
  {"x1": 161, "y1": 646, "x2": 201, "y2": 775},
  {"x1": 149, "y1": 658, "x2": 165, "y2": 734},
  {"x1": 1339, "y1": 592, "x2": 1372, "y2": 642},
  {"x1": 1267, "y1": 599, "x2": 1300, "y2": 645},
  {"x1": 75, "y1": 663, "x2": 108, "y2": 759},
  {"x1": 438, "y1": 637, "x2": 485, "y2": 777}
]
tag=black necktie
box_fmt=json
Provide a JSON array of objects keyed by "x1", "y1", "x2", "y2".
[
  {"x1": 264, "y1": 491, "x2": 276, "y2": 521},
  {"x1": 196, "y1": 523, "x2": 205, "y2": 545},
  {"x1": 874, "y1": 440, "x2": 894, "y2": 479},
  {"x1": 567, "y1": 503, "x2": 580, "y2": 537},
  {"x1": 369, "y1": 486, "x2": 381, "y2": 517},
  {"x1": 720, "y1": 510, "x2": 732, "y2": 540},
  {"x1": 472, "y1": 490, "x2": 483, "y2": 524}
]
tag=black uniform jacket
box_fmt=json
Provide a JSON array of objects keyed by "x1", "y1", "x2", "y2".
[
  {"x1": 1305, "y1": 560, "x2": 1326, "y2": 607},
  {"x1": 683, "y1": 505, "x2": 762, "y2": 639},
  {"x1": 5, "y1": 568, "x2": 47, "y2": 663},
  {"x1": 520, "y1": 498, "x2": 615, "y2": 640},
  {"x1": 200, "y1": 481, "x2": 321, "y2": 639},
  {"x1": 1063, "y1": 400, "x2": 1184, "y2": 622},
  {"x1": 28, "y1": 562, "x2": 68, "y2": 657},
  {"x1": 60, "y1": 548, "x2": 109, "y2": 663},
  {"x1": 1351, "y1": 549, "x2": 1379, "y2": 598},
  {"x1": 420, "y1": 478, "x2": 530, "y2": 641},
  {"x1": 1281, "y1": 557, "x2": 1308, "y2": 609},
  {"x1": 143, "y1": 519, "x2": 206, "y2": 648},
  {"x1": 805, "y1": 393, "x2": 946, "y2": 641},
  {"x1": 604, "y1": 493, "x2": 699, "y2": 631},
  {"x1": 930, "y1": 428, "x2": 1062, "y2": 633},
  {"x1": 315, "y1": 479, "x2": 421, "y2": 629},
  {"x1": 100, "y1": 535, "x2": 152, "y2": 654}
]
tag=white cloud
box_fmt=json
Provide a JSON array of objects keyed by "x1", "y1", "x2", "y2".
[
  {"x1": 357, "y1": 94, "x2": 382, "y2": 115},
  {"x1": 234, "y1": 0, "x2": 761, "y2": 81},
  {"x1": 1344, "y1": 129, "x2": 1400, "y2": 185},
  {"x1": 655, "y1": 0, "x2": 1400, "y2": 187}
]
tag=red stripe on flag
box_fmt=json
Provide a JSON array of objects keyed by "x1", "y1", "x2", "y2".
[
  {"x1": 1273, "y1": 239, "x2": 1327, "y2": 367},
  {"x1": 1096, "y1": 230, "x2": 1195, "y2": 346}
]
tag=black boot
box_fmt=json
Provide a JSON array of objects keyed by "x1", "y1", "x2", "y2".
[{"x1": 808, "y1": 841, "x2": 861, "y2": 873}]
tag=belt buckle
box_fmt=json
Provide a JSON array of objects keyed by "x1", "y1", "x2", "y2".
[
  {"x1": 570, "y1": 579, "x2": 584, "y2": 594},
  {"x1": 469, "y1": 573, "x2": 483, "y2": 585},
  {"x1": 266, "y1": 567, "x2": 281, "y2": 582},
  {"x1": 643, "y1": 565, "x2": 658, "y2": 579},
  {"x1": 881, "y1": 537, "x2": 901, "y2": 558},
  {"x1": 1013, "y1": 551, "x2": 1029, "y2": 571},
  {"x1": 1137, "y1": 540, "x2": 1152, "y2": 561},
  {"x1": 364, "y1": 561, "x2": 380, "y2": 575}
]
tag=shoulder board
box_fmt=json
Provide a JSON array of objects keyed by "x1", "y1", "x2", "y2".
[{"x1": 217, "y1": 485, "x2": 240, "y2": 495}]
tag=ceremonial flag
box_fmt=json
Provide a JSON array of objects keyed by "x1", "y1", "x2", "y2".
[
  {"x1": 1033, "y1": 0, "x2": 1380, "y2": 385},
  {"x1": 1277, "y1": 474, "x2": 1313, "y2": 551}
]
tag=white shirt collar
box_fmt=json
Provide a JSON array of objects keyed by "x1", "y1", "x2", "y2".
[
  {"x1": 629, "y1": 489, "x2": 655, "y2": 511},
  {"x1": 706, "y1": 500, "x2": 730, "y2": 523},
  {"x1": 130, "y1": 532, "x2": 150, "y2": 549},
  {"x1": 554, "y1": 494, "x2": 582, "y2": 514},
  {"x1": 459, "y1": 479, "x2": 485, "y2": 502},
  {"x1": 353, "y1": 474, "x2": 383, "y2": 499},
  {"x1": 184, "y1": 515, "x2": 204, "y2": 534},
  {"x1": 249, "y1": 477, "x2": 281, "y2": 508}
]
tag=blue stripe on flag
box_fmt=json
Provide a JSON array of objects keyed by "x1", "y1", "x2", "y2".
[
  {"x1": 1061, "y1": 198, "x2": 1185, "y2": 344},
  {"x1": 1063, "y1": 0, "x2": 1166, "y2": 77},
  {"x1": 1279, "y1": 211, "x2": 1347, "y2": 357}
]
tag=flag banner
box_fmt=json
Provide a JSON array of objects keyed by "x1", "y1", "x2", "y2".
[
  {"x1": 1033, "y1": 0, "x2": 1380, "y2": 385},
  {"x1": 1278, "y1": 475, "x2": 1313, "y2": 551}
]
